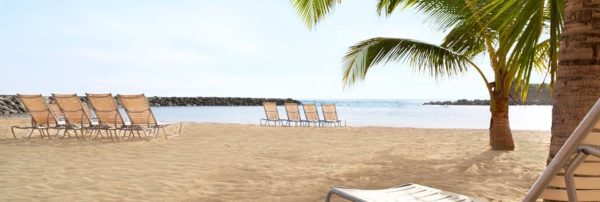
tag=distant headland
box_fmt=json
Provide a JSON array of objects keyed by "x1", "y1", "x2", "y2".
[{"x1": 424, "y1": 84, "x2": 552, "y2": 106}]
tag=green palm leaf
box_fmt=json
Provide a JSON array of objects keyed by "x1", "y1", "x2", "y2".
[
  {"x1": 342, "y1": 37, "x2": 473, "y2": 86},
  {"x1": 290, "y1": 0, "x2": 342, "y2": 29},
  {"x1": 486, "y1": 0, "x2": 563, "y2": 87},
  {"x1": 441, "y1": 20, "x2": 488, "y2": 57}
]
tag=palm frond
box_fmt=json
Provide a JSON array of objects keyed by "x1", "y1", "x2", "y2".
[
  {"x1": 342, "y1": 37, "x2": 472, "y2": 86},
  {"x1": 376, "y1": 0, "x2": 417, "y2": 16},
  {"x1": 441, "y1": 20, "x2": 488, "y2": 57},
  {"x1": 377, "y1": 0, "x2": 490, "y2": 32},
  {"x1": 513, "y1": 39, "x2": 551, "y2": 101},
  {"x1": 290, "y1": 0, "x2": 342, "y2": 29},
  {"x1": 487, "y1": 0, "x2": 562, "y2": 88}
]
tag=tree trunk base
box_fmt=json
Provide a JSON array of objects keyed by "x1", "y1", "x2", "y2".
[{"x1": 489, "y1": 99, "x2": 515, "y2": 151}]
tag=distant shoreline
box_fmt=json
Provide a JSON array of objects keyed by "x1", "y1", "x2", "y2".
[{"x1": 423, "y1": 99, "x2": 552, "y2": 106}]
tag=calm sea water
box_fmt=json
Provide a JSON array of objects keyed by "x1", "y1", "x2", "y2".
[{"x1": 151, "y1": 99, "x2": 552, "y2": 131}]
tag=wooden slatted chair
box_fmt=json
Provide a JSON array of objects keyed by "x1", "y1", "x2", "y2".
[
  {"x1": 302, "y1": 103, "x2": 321, "y2": 127},
  {"x1": 321, "y1": 103, "x2": 346, "y2": 127},
  {"x1": 284, "y1": 102, "x2": 304, "y2": 127},
  {"x1": 260, "y1": 101, "x2": 284, "y2": 126},
  {"x1": 117, "y1": 94, "x2": 176, "y2": 139},
  {"x1": 86, "y1": 93, "x2": 127, "y2": 141},
  {"x1": 11, "y1": 94, "x2": 65, "y2": 139}
]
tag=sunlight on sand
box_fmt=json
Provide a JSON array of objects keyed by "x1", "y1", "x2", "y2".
[{"x1": 0, "y1": 118, "x2": 549, "y2": 201}]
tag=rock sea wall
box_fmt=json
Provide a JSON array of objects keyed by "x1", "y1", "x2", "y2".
[
  {"x1": 0, "y1": 95, "x2": 26, "y2": 115},
  {"x1": 0, "y1": 95, "x2": 300, "y2": 115}
]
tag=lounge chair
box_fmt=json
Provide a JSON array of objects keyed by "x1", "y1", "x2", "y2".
[
  {"x1": 53, "y1": 93, "x2": 97, "y2": 140},
  {"x1": 284, "y1": 102, "x2": 304, "y2": 127},
  {"x1": 260, "y1": 101, "x2": 285, "y2": 126},
  {"x1": 86, "y1": 93, "x2": 127, "y2": 141},
  {"x1": 326, "y1": 98, "x2": 600, "y2": 202},
  {"x1": 327, "y1": 184, "x2": 484, "y2": 202},
  {"x1": 302, "y1": 103, "x2": 321, "y2": 127},
  {"x1": 523, "y1": 98, "x2": 600, "y2": 201},
  {"x1": 321, "y1": 103, "x2": 346, "y2": 127},
  {"x1": 11, "y1": 94, "x2": 65, "y2": 139},
  {"x1": 118, "y1": 94, "x2": 177, "y2": 139}
]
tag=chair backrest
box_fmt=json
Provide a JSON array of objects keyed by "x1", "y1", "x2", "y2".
[
  {"x1": 303, "y1": 103, "x2": 319, "y2": 122},
  {"x1": 86, "y1": 93, "x2": 125, "y2": 126},
  {"x1": 525, "y1": 98, "x2": 600, "y2": 201},
  {"x1": 284, "y1": 102, "x2": 301, "y2": 121},
  {"x1": 118, "y1": 94, "x2": 157, "y2": 125},
  {"x1": 321, "y1": 104, "x2": 339, "y2": 121},
  {"x1": 17, "y1": 94, "x2": 58, "y2": 125},
  {"x1": 53, "y1": 93, "x2": 91, "y2": 125},
  {"x1": 263, "y1": 101, "x2": 279, "y2": 121}
]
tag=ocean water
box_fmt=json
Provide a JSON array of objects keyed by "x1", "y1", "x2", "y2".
[{"x1": 151, "y1": 99, "x2": 552, "y2": 131}]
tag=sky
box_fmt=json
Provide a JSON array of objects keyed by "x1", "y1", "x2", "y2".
[{"x1": 0, "y1": 0, "x2": 546, "y2": 100}]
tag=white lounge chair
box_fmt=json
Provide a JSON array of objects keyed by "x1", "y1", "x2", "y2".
[{"x1": 327, "y1": 184, "x2": 484, "y2": 202}]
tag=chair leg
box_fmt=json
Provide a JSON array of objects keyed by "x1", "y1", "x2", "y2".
[
  {"x1": 325, "y1": 190, "x2": 335, "y2": 202},
  {"x1": 565, "y1": 151, "x2": 588, "y2": 202},
  {"x1": 162, "y1": 127, "x2": 168, "y2": 139},
  {"x1": 79, "y1": 129, "x2": 86, "y2": 141},
  {"x1": 38, "y1": 129, "x2": 46, "y2": 139},
  {"x1": 111, "y1": 129, "x2": 120, "y2": 142}
]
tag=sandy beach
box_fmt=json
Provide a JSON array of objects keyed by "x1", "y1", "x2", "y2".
[{"x1": 0, "y1": 117, "x2": 549, "y2": 201}]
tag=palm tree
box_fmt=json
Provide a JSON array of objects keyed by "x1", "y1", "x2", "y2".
[
  {"x1": 549, "y1": 0, "x2": 600, "y2": 160},
  {"x1": 291, "y1": 0, "x2": 559, "y2": 150},
  {"x1": 488, "y1": 0, "x2": 600, "y2": 164}
]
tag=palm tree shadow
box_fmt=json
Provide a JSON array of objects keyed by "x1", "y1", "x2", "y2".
[{"x1": 321, "y1": 149, "x2": 532, "y2": 201}]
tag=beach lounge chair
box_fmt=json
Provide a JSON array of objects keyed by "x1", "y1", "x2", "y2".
[
  {"x1": 326, "y1": 98, "x2": 600, "y2": 202},
  {"x1": 321, "y1": 103, "x2": 346, "y2": 127},
  {"x1": 284, "y1": 102, "x2": 304, "y2": 127},
  {"x1": 302, "y1": 103, "x2": 321, "y2": 127},
  {"x1": 11, "y1": 94, "x2": 65, "y2": 139},
  {"x1": 260, "y1": 101, "x2": 285, "y2": 126},
  {"x1": 523, "y1": 98, "x2": 600, "y2": 201},
  {"x1": 53, "y1": 93, "x2": 98, "y2": 140},
  {"x1": 118, "y1": 94, "x2": 176, "y2": 139},
  {"x1": 86, "y1": 93, "x2": 127, "y2": 141}
]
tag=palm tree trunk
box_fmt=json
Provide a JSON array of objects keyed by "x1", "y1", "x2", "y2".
[
  {"x1": 489, "y1": 94, "x2": 515, "y2": 150},
  {"x1": 549, "y1": 0, "x2": 600, "y2": 161}
]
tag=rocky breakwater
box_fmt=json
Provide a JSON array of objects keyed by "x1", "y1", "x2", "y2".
[
  {"x1": 0, "y1": 95, "x2": 301, "y2": 115},
  {"x1": 0, "y1": 95, "x2": 25, "y2": 115},
  {"x1": 146, "y1": 97, "x2": 300, "y2": 106}
]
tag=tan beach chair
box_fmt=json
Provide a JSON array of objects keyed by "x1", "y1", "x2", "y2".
[
  {"x1": 86, "y1": 93, "x2": 127, "y2": 141},
  {"x1": 11, "y1": 94, "x2": 65, "y2": 139},
  {"x1": 321, "y1": 103, "x2": 346, "y2": 127},
  {"x1": 523, "y1": 98, "x2": 600, "y2": 201},
  {"x1": 326, "y1": 98, "x2": 600, "y2": 202},
  {"x1": 53, "y1": 93, "x2": 99, "y2": 140},
  {"x1": 302, "y1": 103, "x2": 321, "y2": 127},
  {"x1": 260, "y1": 101, "x2": 285, "y2": 126},
  {"x1": 118, "y1": 94, "x2": 177, "y2": 139},
  {"x1": 284, "y1": 102, "x2": 304, "y2": 127}
]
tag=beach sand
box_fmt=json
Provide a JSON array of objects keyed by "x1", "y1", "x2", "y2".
[{"x1": 0, "y1": 117, "x2": 549, "y2": 201}]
